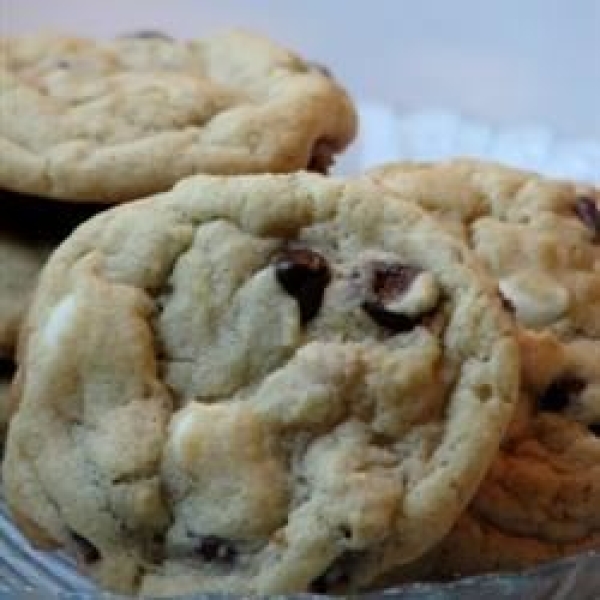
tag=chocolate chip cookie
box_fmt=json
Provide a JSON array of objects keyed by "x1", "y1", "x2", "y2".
[
  {"x1": 0, "y1": 31, "x2": 356, "y2": 202},
  {"x1": 427, "y1": 330, "x2": 600, "y2": 576},
  {"x1": 369, "y1": 159, "x2": 600, "y2": 575},
  {"x1": 2, "y1": 173, "x2": 518, "y2": 594}
]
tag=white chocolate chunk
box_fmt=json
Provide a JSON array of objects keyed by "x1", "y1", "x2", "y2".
[
  {"x1": 499, "y1": 272, "x2": 569, "y2": 327},
  {"x1": 388, "y1": 271, "x2": 440, "y2": 317},
  {"x1": 41, "y1": 294, "x2": 77, "y2": 347},
  {"x1": 166, "y1": 402, "x2": 289, "y2": 536}
]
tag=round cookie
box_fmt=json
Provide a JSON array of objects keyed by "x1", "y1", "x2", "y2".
[
  {"x1": 0, "y1": 191, "x2": 103, "y2": 433},
  {"x1": 2, "y1": 173, "x2": 518, "y2": 594},
  {"x1": 0, "y1": 31, "x2": 357, "y2": 202},
  {"x1": 427, "y1": 335, "x2": 600, "y2": 576},
  {"x1": 369, "y1": 159, "x2": 600, "y2": 576}
]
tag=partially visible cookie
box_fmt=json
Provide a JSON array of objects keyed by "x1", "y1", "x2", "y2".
[
  {"x1": 369, "y1": 159, "x2": 600, "y2": 339},
  {"x1": 3, "y1": 173, "x2": 518, "y2": 594},
  {"x1": 369, "y1": 159, "x2": 600, "y2": 576},
  {"x1": 0, "y1": 191, "x2": 103, "y2": 432},
  {"x1": 386, "y1": 331, "x2": 600, "y2": 582},
  {"x1": 0, "y1": 31, "x2": 357, "y2": 202}
]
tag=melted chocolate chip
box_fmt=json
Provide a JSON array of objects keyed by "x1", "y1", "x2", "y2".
[
  {"x1": 362, "y1": 263, "x2": 428, "y2": 333},
  {"x1": 574, "y1": 196, "x2": 600, "y2": 240},
  {"x1": 588, "y1": 423, "x2": 600, "y2": 437},
  {"x1": 538, "y1": 376, "x2": 585, "y2": 413},
  {"x1": 274, "y1": 248, "x2": 331, "y2": 324},
  {"x1": 307, "y1": 139, "x2": 336, "y2": 174},
  {"x1": 69, "y1": 530, "x2": 100, "y2": 564},
  {"x1": 372, "y1": 264, "x2": 421, "y2": 303},
  {"x1": 195, "y1": 535, "x2": 237, "y2": 563}
]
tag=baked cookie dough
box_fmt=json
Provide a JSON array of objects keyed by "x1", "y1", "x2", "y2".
[
  {"x1": 3, "y1": 172, "x2": 518, "y2": 594},
  {"x1": 0, "y1": 31, "x2": 357, "y2": 201},
  {"x1": 369, "y1": 159, "x2": 600, "y2": 575}
]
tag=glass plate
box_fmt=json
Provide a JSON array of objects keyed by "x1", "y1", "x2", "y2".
[{"x1": 1, "y1": 489, "x2": 599, "y2": 600}]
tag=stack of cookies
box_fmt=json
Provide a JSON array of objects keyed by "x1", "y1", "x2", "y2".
[
  {"x1": 0, "y1": 29, "x2": 357, "y2": 433},
  {"x1": 0, "y1": 30, "x2": 598, "y2": 596}
]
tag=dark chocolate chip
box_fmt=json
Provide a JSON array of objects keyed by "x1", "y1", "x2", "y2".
[
  {"x1": 338, "y1": 524, "x2": 352, "y2": 540},
  {"x1": 308, "y1": 61, "x2": 333, "y2": 78},
  {"x1": 538, "y1": 376, "x2": 585, "y2": 413},
  {"x1": 146, "y1": 532, "x2": 166, "y2": 564},
  {"x1": 195, "y1": 535, "x2": 237, "y2": 563},
  {"x1": 307, "y1": 139, "x2": 336, "y2": 174},
  {"x1": 498, "y1": 290, "x2": 516, "y2": 314},
  {"x1": 121, "y1": 30, "x2": 174, "y2": 41},
  {"x1": 69, "y1": 530, "x2": 100, "y2": 564},
  {"x1": 574, "y1": 196, "x2": 600, "y2": 240},
  {"x1": 371, "y1": 263, "x2": 421, "y2": 303},
  {"x1": 362, "y1": 263, "x2": 430, "y2": 333},
  {"x1": 362, "y1": 300, "x2": 421, "y2": 332},
  {"x1": 588, "y1": 423, "x2": 600, "y2": 437},
  {"x1": 274, "y1": 248, "x2": 331, "y2": 324}
]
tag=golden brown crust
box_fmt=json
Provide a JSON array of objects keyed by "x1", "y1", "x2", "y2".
[
  {"x1": 368, "y1": 159, "x2": 600, "y2": 575},
  {"x1": 3, "y1": 173, "x2": 518, "y2": 594},
  {"x1": 0, "y1": 32, "x2": 357, "y2": 202}
]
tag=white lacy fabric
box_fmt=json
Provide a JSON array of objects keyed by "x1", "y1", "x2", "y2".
[{"x1": 355, "y1": 103, "x2": 600, "y2": 184}]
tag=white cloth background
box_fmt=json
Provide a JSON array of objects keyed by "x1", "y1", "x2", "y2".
[{"x1": 345, "y1": 104, "x2": 600, "y2": 183}]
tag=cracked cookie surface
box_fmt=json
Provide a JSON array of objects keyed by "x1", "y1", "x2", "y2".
[
  {"x1": 2, "y1": 173, "x2": 518, "y2": 594},
  {"x1": 0, "y1": 31, "x2": 356, "y2": 202},
  {"x1": 369, "y1": 159, "x2": 600, "y2": 576}
]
